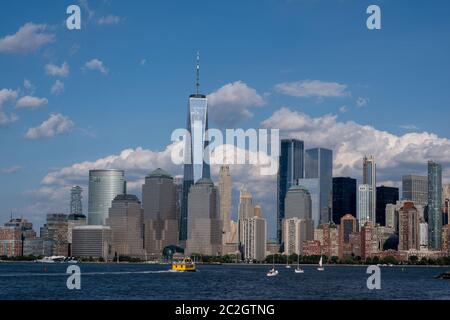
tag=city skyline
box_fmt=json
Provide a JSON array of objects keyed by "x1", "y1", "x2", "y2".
[{"x1": 2, "y1": 0, "x2": 450, "y2": 240}]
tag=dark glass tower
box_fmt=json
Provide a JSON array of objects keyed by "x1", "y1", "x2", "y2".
[
  {"x1": 332, "y1": 177, "x2": 357, "y2": 224},
  {"x1": 428, "y1": 161, "x2": 442, "y2": 250},
  {"x1": 277, "y1": 139, "x2": 304, "y2": 244},
  {"x1": 180, "y1": 54, "x2": 210, "y2": 242},
  {"x1": 376, "y1": 186, "x2": 399, "y2": 226}
]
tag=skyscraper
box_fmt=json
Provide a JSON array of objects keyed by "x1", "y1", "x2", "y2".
[
  {"x1": 238, "y1": 188, "x2": 254, "y2": 221},
  {"x1": 180, "y1": 54, "x2": 210, "y2": 242},
  {"x1": 428, "y1": 161, "x2": 442, "y2": 250},
  {"x1": 301, "y1": 148, "x2": 333, "y2": 226},
  {"x1": 185, "y1": 178, "x2": 222, "y2": 256},
  {"x1": 285, "y1": 185, "x2": 312, "y2": 220},
  {"x1": 88, "y1": 170, "x2": 125, "y2": 225},
  {"x1": 277, "y1": 139, "x2": 304, "y2": 244},
  {"x1": 363, "y1": 155, "x2": 376, "y2": 221},
  {"x1": 142, "y1": 168, "x2": 179, "y2": 256},
  {"x1": 376, "y1": 186, "x2": 399, "y2": 226},
  {"x1": 398, "y1": 202, "x2": 420, "y2": 251},
  {"x1": 219, "y1": 166, "x2": 232, "y2": 244},
  {"x1": 283, "y1": 218, "x2": 314, "y2": 256},
  {"x1": 402, "y1": 174, "x2": 428, "y2": 206},
  {"x1": 41, "y1": 213, "x2": 69, "y2": 256},
  {"x1": 339, "y1": 214, "x2": 358, "y2": 260},
  {"x1": 106, "y1": 194, "x2": 144, "y2": 258},
  {"x1": 241, "y1": 216, "x2": 267, "y2": 262},
  {"x1": 70, "y1": 186, "x2": 83, "y2": 216},
  {"x1": 358, "y1": 184, "x2": 374, "y2": 227},
  {"x1": 332, "y1": 177, "x2": 357, "y2": 223}
]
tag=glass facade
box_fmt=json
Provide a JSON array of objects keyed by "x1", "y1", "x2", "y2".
[
  {"x1": 428, "y1": 161, "x2": 442, "y2": 250},
  {"x1": 88, "y1": 170, "x2": 125, "y2": 226},
  {"x1": 376, "y1": 186, "x2": 399, "y2": 226},
  {"x1": 297, "y1": 178, "x2": 320, "y2": 228},
  {"x1": 305, "y1": 148, "x2": 333, "y2": 226},
  {"x1": 402, "y1": 174, "x2": 428, "y2": 206},
  {"x1": 277, "y1": 139, "x2": 304, "y2": 244},
  {"x1": 363, "y1": 156, "x2": 376, "y2": 221},
  {"x1": 332, "y1": 177, "x2": 357, "y2": 224}
]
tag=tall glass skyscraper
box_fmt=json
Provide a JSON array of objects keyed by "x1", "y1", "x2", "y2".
[
  {"x1": 402, "y1": 174, "x2": 428, "y2": 206},
  {"x1": 363, "y1": 155, "x2": 376, "y2": 221},
  {"x1": 277, "y1": 139, "x2": 304, "y2": 244},
  {"x1": 428, "y1": 161, "x2": 442, "y2": 250},
  {"x1": 304, "y1": 148, "x2": 333, "y2": 226},
  {"x1": 180, "y1": 54, "x2": 210, "y2": 241},
  {"x1": 376, "y1": 186, "x2": 399, "y2": 226},
  {"x1": 332, "y1": 177, "x2": 357, "y2": 224},
  {"x1": 88, "y1": 169, "x2": 125, "y2": 226},
  {"x1": 70, "y1": 186, "x2": 83, "y2": 216}
]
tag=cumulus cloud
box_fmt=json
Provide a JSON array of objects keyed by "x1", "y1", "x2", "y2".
[
  {"x1": 23, "y1": 79, "x2": 36, "y2": 93},
  {"x1": 2, "y1": 166, "x2": 22, "y2": 174},
  {"x1": 84, "y1": 58, "x2": 108, "y2": 75},
  {"x1": 0, "y1": 88, "x2": 19, "y2": 125},
  {"x1": 25, "y1": 113, "x2": 74, "y2": 139},
  {"x1": 0, "y1": 23, "x2": 54, "y2": 54},
  {"x1": 98, "y1": 15, "x2": 123, "y2": 25},
  {"x1": 275, "y1": 80, "x2": 349, "y2": 98},
  {"x1": 45, "y1": 62, "x2": 69, "y2": 77},
  {"x1": 262, "y1": 107, "x2": 450, "y2": 182},
  {"x1": 51, "y1": 80, "x2": 65, "y2": 95},
  {"x1": 207, "y1": 81, "x2": 266, "y2": 126},
  {"x1": 15, "y1": 96, "x2": 48, "y2": 109}
]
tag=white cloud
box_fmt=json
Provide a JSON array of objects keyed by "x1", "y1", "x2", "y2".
[
  {"x1": 356, "y1": 97, "x2": 370, "y2": 107},
  {"x1": 98, "y1": 15, "x2": 123, "y2": 25},
  {"x1": 339, "y1": 105, "x2": 348, "y2": 113},
  {"x1": 207, "y1": 81, "x2": 266, "y2": 126},
  {"x1": 51, "y1": 80, "x2": 65, "y2": 95},
  {"x1": 0, "y1": 111, "x2": 18, "y2": 125},
  {"x1": 15, "y1": 96, "x2": 48, "y2": 109},
  {"x1": 25, "y1": 113, "x2": 74, "y2": 139},
  {"x1": 84, "y1": 58, "x2": 108, "y2": 75},
  {"x1": 45, "y1": 62, "x2": 70, "y2": 77},
  {"x1": 275, "y1": 80, "x2": 349, "y2": 98},
  {"x1": 2, "y1": 166, "x2": 22, "y2": 174},
  {"x1": 0, "y1": 89, "x2": 19, "y2": 125},
  {"x1": 399, "y1": 124, "x2": 419, "y2": 130},
  {"x1": 262, "y1": 107, "x2": 450, "y2": 181},
  {"x1": 23, "y1": 79, "x2": 36, "y2": 93},
  {"x1": 0, "y1": 23, "x2": 54, "y2": 54}
]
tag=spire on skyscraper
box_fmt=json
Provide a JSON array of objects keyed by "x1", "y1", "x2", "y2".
[{"x1": 196, "y1": 51, "x2": 200, "y2": 95}]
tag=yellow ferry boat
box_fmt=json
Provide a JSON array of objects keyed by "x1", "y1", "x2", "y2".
[{"x1": 171, "y1": 257, "x2": 196, "y2": 272}]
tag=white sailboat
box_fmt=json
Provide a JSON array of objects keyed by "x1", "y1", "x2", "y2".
[
  {"x1": 267, "y1": 255, "x2": 279, "y2": 277},
  {"x1": 317, "y1": 256, "x2": 324, "y2": 271},
  {"x1": 295, "y1": 255, "x2": 304, "y2": 274}
]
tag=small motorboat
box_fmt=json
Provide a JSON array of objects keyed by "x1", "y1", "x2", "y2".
[{"x1": 267, "y1": 268, "x2": 279, "y2": 277}]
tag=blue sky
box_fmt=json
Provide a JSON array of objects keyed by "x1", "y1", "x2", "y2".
[{"x1": 1, "y1": 0, "x2": 450, "y2": 238}]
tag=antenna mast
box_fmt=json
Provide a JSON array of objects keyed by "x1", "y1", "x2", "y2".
[{"x1": 196, "y1": 51, "x2": 200, "y2": 95}]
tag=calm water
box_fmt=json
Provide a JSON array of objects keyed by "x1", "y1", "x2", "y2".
[{"x1": 0, "y1": 263, "x2": 448, "y2": 300}]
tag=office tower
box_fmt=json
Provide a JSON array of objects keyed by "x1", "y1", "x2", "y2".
[
  {"x1": 4, "y1": 218, "x2": 36, "y2": 239},
  {"x1": 332, "y1": 177, "x2": 357, "y2": 223},
  {"x1": 297, "y1": 178, "x2": 320, "y2": 228},
  {"x1": 219, "y1": 166, "x2": 232, "y2": 243},
  {"x1": 283, "y1": 218, "x2": 314, "y2": 256},
  {"x1": 72, "y1": 225, "x2": 112, "y2": 260},
  {"x1": 277, "y1": 139, "x2": 304, "y2": 244},
  {"x1": 173, "y1": 175, "x2": 183, "y2": 233},
  {"x1": 443, "y1": 184, "x2": 450, "y2": 225},
  {"x1": 67, "y1": 214, "x2": 87, "y2": 254},
  {"x1": 285, "y1": 185, "x2": 312, "y2": 220},
  {"x1": 358, "y1": 184, "x2": 374, "y2": 227},
  {"x1": 70, "y1": 186, "x2": 83, "y2": 216},
  {"x1": 339, "y1": 214, "x2": 358, "y2": 260},
  {"x1": 238, "y1": 188, "x2": 254, "y2": 220},
  {"x1": 241, "y1": 216, "x2": 267, "y2": 262},
  {"x1": 402, "y1": 174, "x2": 428, "y2": 206},
  {"x1": 428, "y1": 161, "x2": 443, "y2": 250},
  {"x1": 376, "y1": 186, "x2": 399, "y2": 226},
  {"x1": 442, "y1": 225, "x2": 450, "y2": 254},
  {"x1": 385, "y1": 203, "x2": 398, "y2": 231},
  {"x1": 0, "y1": 226, "x2": 23, "y2": 257},
  {"x1": 106, "y1": 194, "x2": 144, "y2": 257},
  {"x1": 419, "y1": 222, "x2": 428, "y2": 250},
  {"x1": 398, "y1": 202, "x2": 420, "y2": 251},
  {"x1": 142, "y1": 169, "x2": 179, "y2": 256},
  {"x1": 254, "y1": 205, "x2": 262, "y2": 218},
  {"x1": 304, "y1": 148, "x2": 333, "y2": 226},
  {"x1": 185, "y1": 178, "x2": 222, "y2": 256},
  {"x1": 88, "y1": 169, "x2": 125, "y2": 225},
  {"x1": 41, "y1": 213, "x2": 69, "y2": 256},
  {"x1": 363, "y1": 155, "x2": 376, "y2": 222}
]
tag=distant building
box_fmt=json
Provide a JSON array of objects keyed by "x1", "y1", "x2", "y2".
[
  {"x1": 385, "y1": 203, "x2": 398, "y2": 231},
  {"x1": 0, "y1": 227, "x2": 22, "y2": 257},
  {"x1": 106, "y1": 194, "x2": 144, "y2": 257},
  {"x1": 304, "y1": 148, "x2": 333, "y2": 226},
  {"x1": 285, "y1": 185, "x2": 312, "y2": 220},
  {"x1": 442, "y1": 225, "x2": 450, "y2": 254},
  {"x1": 358, "y1": 184, "x2": 374, "y2": 227},
  {"x1": 332, "y1": 177, "x2": 357, "y2": 223},
  {"x1": 238, "y1": 188, "x2": 254, "y2": 221},
  {"x1": 283, "y1": 218, "x2": 314, "y2": 256},
  {"x1": 185, "y1": 178, "x2": 222, "y2": 256},
  {"x1": 41, "y1": 214, "x2": 69, "y2": 256},
  {"x1": 363, "y1": 155, "x2": 377, "y2": 223},
  {"x1": 67, "y1": 214, "x2": 87, "y2": 255},
  {"x1": 419, "y1": 222, "x2": 429, "y2": 250},
  {"x1": 302, "y1": 240, "x2": 322, "y2": 256},
  {"x1": 88, "y1": 169, "x2": 126, "y2": 225},
  {"x1": 266, "y1": 241, "x2": 280, "y2": 255},
  {"x1": 241, "y1": 216, "x2": 267, "y2": 262},
  {"x1": 339, "y1": 214, "x2": 358, "y2": 260},
  {"x1": 402, "y1": 174, "x2": 428, "y2": 206},
  {"x1": 277, "y1": 139, "x2": 304, "y2": 244},
  {"x1": 142, "y1": 169, "x2": 178, "y2": 256},
  {"x1": 70, "y1": 186, "x2": 83, "y2": 216},
  {"x1": 361, "y1": 222, "x2": 378, "y2": 260},
  {"x1": 72, "y1": 225, "x2": 112, "y2": 260},
  {"x1": 315, "y1": 224, "x2": 339, "y2": 258},
  {"x1": 428, "y1": 161, "x2": 443, "y2": 250},
  {"x1": 376, "y1": 186, "x2": 399, "y2": 226},
  {"x1": 297, "y1": 178, "x2": 320, "y2": 228},
  {"x1": 253, "y1": 205, "x2": 262, "y2": 218},
  {"x1": 398, "y1": 202, "x2": 420, "y2": 251},
  {"x1": 23, "y1": 238, "x2": 44, "y2": 257},
  {"x1": 219, "y1": 166, "x2": 232, "y2": 245}
]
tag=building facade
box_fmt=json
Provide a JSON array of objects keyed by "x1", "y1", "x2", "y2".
[
  {"x1": 241, "y1": 216, "x2": 267, "y2": 262},
  {"x1": 219, "y1": 166, "x2": 232, "y2": 244},
  {"x1": 41, "y1": 213, "x2": 69, "y2": 256},
  {"x1": 402, "y1": 174, "x2": 428, "y2": 206},
  {"x1": 358, "y1": 184, "x2": 374, "y2": 227},
  {"x1": 72, "y1": 225, "x2": 112, "y2": 260},
  {"x1": 363, "y1": 155, "x2": 377, "y2": 223},
  {"x1": 428, "y1": 161, "x2": 443, "y2": 250},
  {"x1": 283, "y1": 218, "x2": 314, "y2": 256},
  {"x1": 332, "y1": 177, "x2": 357, "y2": 224},
  {"x1": 398, "y1": 202, "x2": 420, "y2": 251},
  {"x1": 376, "y1": 186, "x2": 399, "y2": 226},
  {"x1": 70, "y1": 186, "x2": 83, "y2": 216}
]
